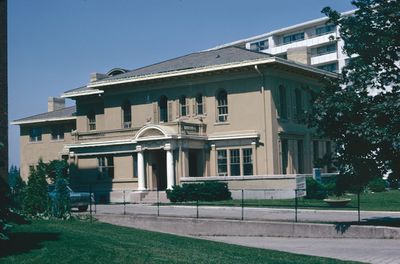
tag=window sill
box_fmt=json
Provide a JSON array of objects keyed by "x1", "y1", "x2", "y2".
[
  {"x1": 28, "y1": 141, "x2": 43, "y2": 144},
  {"x1": 50, "y1": 139, "x2": 65, "y2": 143},
  {"x1": 214, "y1": 122, "x2": 230, "y2": 126}
]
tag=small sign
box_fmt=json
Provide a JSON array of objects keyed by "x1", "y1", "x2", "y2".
[
  {"x1": 313, "y1": 168, "x2": 322, "y2": 183},
  {"x1": 296, "y1": 176, "x2": 306, "y2": 197}
]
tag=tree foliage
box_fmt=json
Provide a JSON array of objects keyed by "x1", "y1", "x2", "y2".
[
  {"x1": 23, "y1": 160, "x2": 50, "y2": 215},
  {"x1": 311, "y1": 0, "x2": 400, "y2": 192}
]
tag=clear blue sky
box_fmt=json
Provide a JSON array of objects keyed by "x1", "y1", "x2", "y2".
[{"x1": 8, "y1": 0, "x2": 354, "y2": 168}]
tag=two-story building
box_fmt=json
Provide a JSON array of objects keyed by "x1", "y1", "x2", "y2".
[{"x1": 13, "y1": 47, "x2": 335, "y2": 201}]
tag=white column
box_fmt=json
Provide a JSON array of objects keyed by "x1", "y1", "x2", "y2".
[
  {"x1": 137, "y1": 146, "x2": 146, "y2": 191},
  {"x1": 165, "y1": 144, "x2": 175, "y2": 190}
]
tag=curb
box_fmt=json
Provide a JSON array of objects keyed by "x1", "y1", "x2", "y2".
[{"x1": 96, "y1": 213, "x2": 400, "y2": 239}]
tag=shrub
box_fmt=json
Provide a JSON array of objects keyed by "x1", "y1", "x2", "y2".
[
  {"x1": 166, "y1": 181, "x2": 231, "y2": 202},
  {"x1": 305, "y1": 177, "x2": 327, "y2": 199},
  {"x1": 23, "y1": 162, "x2": 50, "y2": 216},
  {"x1": 50, "y1": 177, "x2": 71, "y2": 218},
  {"x1": 367, "y1": 178, "x2": 387, "y2": 192}
]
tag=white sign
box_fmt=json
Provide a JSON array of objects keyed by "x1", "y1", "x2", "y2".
[{"x1": 296, "y1": 176, "x2": 306, "y2": 197}]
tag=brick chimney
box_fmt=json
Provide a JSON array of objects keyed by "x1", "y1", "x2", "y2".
[
  {"x1": 48, "y1": 97, "x2": 65, "y2": 112},
  {"x1": 90, "y1": 72, "x2": 107, "y2": 82}
]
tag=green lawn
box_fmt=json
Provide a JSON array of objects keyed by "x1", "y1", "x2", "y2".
[
  {"x1": 0, "y1": 220, "x2": 360, "y2": 264},
  {"x1": 174, "y1": 190, "x2": 400, "y2": 211}
]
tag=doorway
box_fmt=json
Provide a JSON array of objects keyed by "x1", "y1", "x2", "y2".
[{"x1": 151, "y1": 150, "x2": 167, "y2": 190}]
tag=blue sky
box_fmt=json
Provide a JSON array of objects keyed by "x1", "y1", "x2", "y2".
[{"x1": 8, "y1": 0, "x2": 354, "y2": 167}]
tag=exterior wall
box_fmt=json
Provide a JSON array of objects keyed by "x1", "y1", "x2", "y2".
[
  {"x1": 0, "y1": 0, "x2": 7, "y2": 181},
  {"x1": 19, "y1": 121, "x2": 75, "y2": 180}
]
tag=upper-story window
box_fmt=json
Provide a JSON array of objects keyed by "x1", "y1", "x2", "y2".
[
  {"x1": 159, "y1": 95, "x2": 168, "y2": 122},
  {"x1": 283, "y1": 32, "x2": 304, "y2": 44},
  {"x1": 278, "y1": 85, "x2": 288, "y2": 119},
  {"x1": 51, "y1": 125, "x2": 64, "y2": 141},
  {"x1": 216, "y1": 90, "x2": 228, "y2": 122},
  {"x1": 316, "y1": 24, "x2": 336, "y2": 36},
  {"x1": 249, "y1": 39, "x2": 269, "y2": 51},
  {"x1": 179, "y1": 96, "x2": 188, "y2": 117},
  {"x1": 295, "y1": 88, "x2": 304, "y2": 121},
  {"x1": 87, "y1": 112, "x2": 96, "y2": 131},
  {"x1": 195, "y1": 93, "x2": 204, "y2": 115},
  {"x1": 314, "y1": 43, "x2": 337, "y2": 56},
  {"x1": 317, "y1": 62, "x2": 338, "y2": 73},
  {"x1": 29, "y1": 127, "x2": 42, "y2": 142},
  {"x1": 122, "y1": 100, "x2": 132, "y2": 128}
]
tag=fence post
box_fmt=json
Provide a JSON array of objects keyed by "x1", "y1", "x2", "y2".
[
  {"x1": 89, "y1": 185, "x2": 93, "y2": 223},
  {"x1": 357, "y1": 191, "x2": 361, "y2": 223},
  {"x1": 241, "y1": 189, "x2": 244, "y2": 221},
  {"x1": 295, "y1": 189, "x2": 298, "y2": 223},
  {"x1": 123, "y1": 190, "x2": 126, "y2": 215},
  {"x1": 196, "y1": 199, "x2": 199, "y2": 219},
  {"x1": 157, "y1": 190, "x2": 160, "y2": 217}
]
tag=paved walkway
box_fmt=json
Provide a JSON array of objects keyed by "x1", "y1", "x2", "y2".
[
  {"x1": 92, "y1": 204, "x2": 400, "y2": 223},
  {"x1": 201, "y1": 236, "x2": 400, "y2": 264}
]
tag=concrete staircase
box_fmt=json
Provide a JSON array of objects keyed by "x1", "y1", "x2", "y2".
[{"x1": 130, "y1": 191, "x2": 169, "y2": 204}]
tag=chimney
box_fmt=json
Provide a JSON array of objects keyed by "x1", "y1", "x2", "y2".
[
  {"x1": 48, "y1": 97, "x2": 65, "y2": 112},
  {"x1": 90, "y1": 72, "x2": 107, "y2": 82},
  {"x1": 287, "y1": 46, "x2": 311, "y2": 65}
]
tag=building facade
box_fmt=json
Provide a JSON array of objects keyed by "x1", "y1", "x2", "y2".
[
  {"x1": 13, "y1": 47, "x2": 335, "y2": 201},
  {"x1": 211, "y1": 10, "x2": 355, "y2": 73}
]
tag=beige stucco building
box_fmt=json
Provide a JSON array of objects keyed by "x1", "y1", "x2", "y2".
[{"x1": 13, "y1": 47, "x2": 335, "y2": 201}]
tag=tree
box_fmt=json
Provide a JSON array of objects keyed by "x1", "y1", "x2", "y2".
[
  {"x1": 310, "y1": 0, "x2": 400, "y2": 192},
  {"x1": 50, "y1": 160, "x2": 70, "y2": 218},
  {"x1": 23, "y1": 160, "x2": 49, "y2": 215}
]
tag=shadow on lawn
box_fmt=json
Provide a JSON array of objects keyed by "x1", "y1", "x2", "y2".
[{"x1": 0, "y1": 231, "x2": 60, "y2": 258}]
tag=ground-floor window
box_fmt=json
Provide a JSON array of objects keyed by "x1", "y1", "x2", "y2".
[
  {"x1": 217, "y1": 150, "x2": 228, "y2": 176},
  {"x1": 281, "y1": 139, "x2": 288, "y2": 174},
  {"x1": 132, "y1": 153, "x2": 138, "y2": 178},
  {"x1": 217, "y1": 147, "x2": 254, "y2": 176},
  {"x1": 98, "y1": 156, "x2": 114, "y2": 179}
]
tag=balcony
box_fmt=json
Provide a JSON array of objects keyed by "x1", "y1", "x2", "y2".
[{"x1": 73, "y1": 121, "x2": 207, "y2": 144}]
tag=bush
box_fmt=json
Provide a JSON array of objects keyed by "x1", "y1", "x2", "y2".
[
  {"x1": 23, "y1": 162, "x2": 50, "y2": 216},
  {"x1": 167, "y1": 181, "x2": 231, "y2": 202},
  {"x1": 367, "y1": 178, "x2": 387, "y2": 192},
  {"x1": 305, "y1": 178, "x2": 328, "y2": 199}
]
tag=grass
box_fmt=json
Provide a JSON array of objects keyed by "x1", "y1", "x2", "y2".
[
  {"x1": 168, "y1": 190, "x2": 400, "y2": 211},
  {"x1": 0, "y1": 219, "x2": 361, "y2": 264}
]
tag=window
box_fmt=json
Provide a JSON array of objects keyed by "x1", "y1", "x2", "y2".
[
  {"x1": 283, "y1": 32, "x2": 304, "y2": 44},
  {"x1": 242, "y1": 148, "x2": 253, "y2": 176},
  {"x1": 317, "y1": 63, "x2": 338, "y2": 72},
  {"x1": 278, "y1": 86, "x2": 287, "y2": 119},
  {"x1": 297, "y1": 140, "x2": 304, "y2": 174},
  {"x1": 217, "y1": 150, "x2": 227, "y2": 176},
  {"x1": 281, "y1": 139, "x2": 288, "y2": 174},
  {"x1": 295, "y1": 89, "x2": 304, "y2": 121},
  {"x1": 249, "y1": 39, "x2": 269, "y2": 51},
  {"x1": 230, "y1": 149, "x2": 240, "y2": 176},
  {"x1": 179, "y1": 96, "x2": 188, "y2": 117},
  {"x1": 87, "y1": 112, "x2": 96, "y2": 131},
  {"x1": 51, "y1": 125, "x2": 64, "y2": 141},
  {"x1": 122, "y1": 101, "x2": 132, "y2": 128},
  {"x1": 216, "y1": 90, "x2": 228, "y2": 122},
  {"x1": 313, "y1": 140, "x2": 320, "y2": 166},
  {"x1": 314, "y1": 43, "x2": 337, "y2": 56},
  {"x1": 316, "y1": 24, "x2": 336, "y2": 36},
  {"x1": 29, "y1": 127, "x2": 42, "y2": 142},
  {"x1": 196, "y1": 93, "x2": 204, "y2": 115},
  {"x1": 159, "y1": 96, "x2": 168, "y2": 122},
  {"x1": 98, "y1": 156, "x2": 114, "y2": 179},
  {"x1": 133, "y1": 153, "x2": 138, "y2": 178}
]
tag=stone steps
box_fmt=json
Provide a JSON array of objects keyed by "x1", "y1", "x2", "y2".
[{"x1": 130, "y1": 191, "x2": 169, "y2": 204}]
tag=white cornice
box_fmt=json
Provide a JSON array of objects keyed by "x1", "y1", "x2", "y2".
[
  {"x1": 61, "y1": 89, "x2": 104, "y2": 98},
  {"x1": 11, "y1": 116, "x2": 76, "y2": 125}
]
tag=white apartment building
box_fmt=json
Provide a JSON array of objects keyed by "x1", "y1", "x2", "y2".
[{"x1": 212, "y1": 10, "x2": 355, "y2": 73}]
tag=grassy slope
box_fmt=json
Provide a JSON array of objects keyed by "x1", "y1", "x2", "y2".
[{"x1": 0, "y1": 220, "x2": 360, "y2": 264}]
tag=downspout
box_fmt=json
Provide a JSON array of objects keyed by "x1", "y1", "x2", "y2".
[{"x1": 254, "y1": 65, "x2": 268, "y2": 174}]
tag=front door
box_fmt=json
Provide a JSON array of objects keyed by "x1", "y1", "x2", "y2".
[{"x1": 151, "y1": 150, "x2": 167, "y2": 190}]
